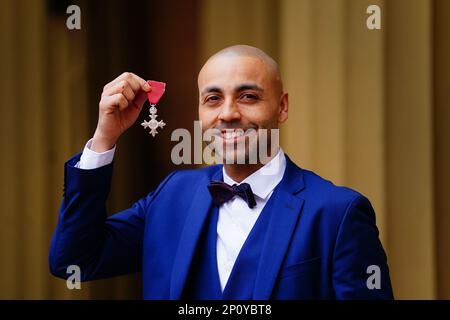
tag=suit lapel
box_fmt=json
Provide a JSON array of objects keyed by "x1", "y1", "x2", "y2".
[
  {"x1": 169, "y1": 168, "x2": 222, "y2": 299},
  {"x1": 253, "y1": 157, "x2": 306, "y2": 299}
]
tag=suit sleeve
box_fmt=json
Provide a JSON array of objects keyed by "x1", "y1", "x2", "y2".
[
  {"x1": 49, "y1": 153, "x2": 175, "y2": 281},
  {"x1": 332, "y1": 195, "x2": 394, "y2": 299}
]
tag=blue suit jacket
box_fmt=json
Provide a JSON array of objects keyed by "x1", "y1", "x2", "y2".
[{"x1": 49, "y1": 153, "x2": 394, "y2": 299}]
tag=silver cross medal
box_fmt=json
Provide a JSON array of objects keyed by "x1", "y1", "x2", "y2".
[
  {"x1": 141, "y1": 105, "x2": 166, "y2": 137},
  {"x1": 141, "y1": 80, "x2": 166, "y2": 137}
]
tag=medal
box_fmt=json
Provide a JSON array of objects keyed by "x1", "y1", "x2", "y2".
[{"x1": 141, "y1": 80, "x2": 166, "y2": 137}]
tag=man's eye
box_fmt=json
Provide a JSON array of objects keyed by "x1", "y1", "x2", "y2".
[
  {"x1": 240, "y1": 93, "x2": 258, "y2": 101},
  {"x1": 206, "y1": 96, "x2": 220, "y2": 103}
]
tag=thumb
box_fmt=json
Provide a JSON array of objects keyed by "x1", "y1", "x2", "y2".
[{"x1": 132, "y1": 90, "x2": 148, "y2": 111}]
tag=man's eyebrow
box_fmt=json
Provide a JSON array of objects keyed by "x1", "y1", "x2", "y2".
[
  {"x1": 201, "y1": 86, "x2": 223, "y2": 95},
  {"x1": 201, "y1": 84, "x2": 264, "y2": 95},
  {"x1": 235, "y1": 84, "x2": 264, "y2": 93}
]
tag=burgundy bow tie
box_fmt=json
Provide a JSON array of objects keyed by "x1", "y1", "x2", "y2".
[{"x1": 207, "y1": 180, "x2": 257, "y2": 209}]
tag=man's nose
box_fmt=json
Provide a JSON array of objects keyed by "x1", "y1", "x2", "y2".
[{"x1": 218, "y1": 99, "x2": 241, "y2": 122}]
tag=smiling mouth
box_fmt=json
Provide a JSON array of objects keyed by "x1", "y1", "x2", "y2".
[
  {"x1": 221, "y1": 129, "x2": 245, "y2": 140},
  {"x1": 213, "y1": 128, "x2": 258, "y2": 143}
]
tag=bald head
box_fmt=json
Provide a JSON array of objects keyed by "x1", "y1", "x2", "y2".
[
  {"x1": 199, "y1": 45, "x2": 283, "y2": 95},
  {"x1": 197, "y1": 44, "x2": 289, "y2": 166}
]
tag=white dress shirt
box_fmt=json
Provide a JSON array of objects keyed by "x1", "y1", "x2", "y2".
[
  {"x1": 76, "y1": 140, "x2": 287, "y2": 291},
  {"x1": 76, "y1": 139, "x2": 116, "y2": 169},
  {"x1": 217, "y1": 149, "x2": 286, "y2": 290}
]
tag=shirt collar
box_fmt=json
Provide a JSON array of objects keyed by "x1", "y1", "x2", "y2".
[{"x1": 222, "y1": 148, "x2": 287, "y2": 200}]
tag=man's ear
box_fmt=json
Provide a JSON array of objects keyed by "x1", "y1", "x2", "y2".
[{"x1": 278, "y1": 92, "x2": 288, "y2": 123}]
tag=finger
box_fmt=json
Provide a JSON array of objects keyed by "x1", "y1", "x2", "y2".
[
  {"x1": 122, "y1": 72, "x2": 150, "y2": 94},
  {"x1": 121, "y1": 84, "x2": 135, "y2": 102},
  {"x1": 102, "y1": 93, "x2": 129, "y2": 111},
  {"x1": 103, "y1": 76, "x2": 122, "y2": 92},
  {"x1": 131, "y1": 91, "x2": 148, "y2": 111},
  {"x1": 103, "y1": 72, "x2": 150, "y2": 93},
  {"x1": 102, "y1": 80, "x2": 135, "y2": 102}
]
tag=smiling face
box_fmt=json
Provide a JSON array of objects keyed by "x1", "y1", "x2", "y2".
[{"x1": 198, "y1": 50, "x2": 288, "y2": 165}]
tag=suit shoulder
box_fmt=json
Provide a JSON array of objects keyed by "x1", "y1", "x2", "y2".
[
  {"x1": 301, "y1": 168, "x2": 369, "y2": 208},
  {"x1": 295, "y1": 168, "x2": 377, "y2": 232}
]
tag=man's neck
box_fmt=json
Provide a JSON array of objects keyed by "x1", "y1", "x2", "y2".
[
  {"x1": 223, "y1": 149, "x2": 280, "y2": 183},
  {"x1": 223, "y1": 163, "x2": 264, "y2": 183}
]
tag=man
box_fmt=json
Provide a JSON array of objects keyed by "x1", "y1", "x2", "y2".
[{"x1": 49, "y1": 45, "x2": 394, "y2": 299}]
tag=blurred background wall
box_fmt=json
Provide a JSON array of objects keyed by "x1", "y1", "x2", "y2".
[{"x1": 0, "y1": 0, "x2": 448, "y2": 299}]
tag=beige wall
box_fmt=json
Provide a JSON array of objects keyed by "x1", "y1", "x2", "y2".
[
  {"x1": 385, "y1": 0, "x2": 435, "y2": 299},
  {"x1": 0, "y1": 0, "x2": 91, "y2": 299}
]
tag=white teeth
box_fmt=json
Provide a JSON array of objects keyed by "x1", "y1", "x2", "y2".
[{"x1": 222, "y1": 130, "x2": 245, "y2": 140}]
